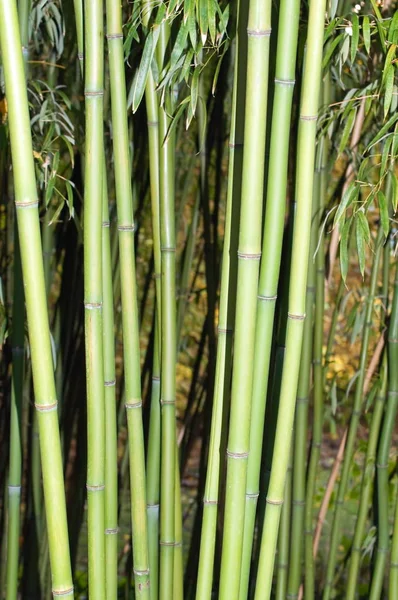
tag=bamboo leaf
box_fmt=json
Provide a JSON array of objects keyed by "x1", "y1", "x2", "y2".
[
  {"x1": 350, "y1": 14, "x2": 359, "y2": 63},
  {"x1": 130, "y1": 28, "x2": 160, "y2": 113},
  {"x1": 383, "y1": 64, "x2": 395, "y2": 117},
  {"x1": 388, "y1": 10, "x2": 398, "y2": 44},
  {"x1": 169, "y1": 21, "x2": 189, "y2": 72},
  {"x1": 186, "y1": 66, "x2": 200, "y2": 128},
  {"x1": 340, "y1": 217, "x2": 352, "y2": 282},
  {"x1": 164, "y1": 97, "x2": 191, "y2": 144},
  {"x1": 322, "y1": 33, "x2": 344, "y2": 69},
  {"x1": 355, "y1": 219, "x2": 366, "y2": 278},
  {"x1": 199, "y1": 0, "x2": 208, "y2": 44},
  {"x1": 363, "y1": 16, "x2": 371, "y2": 54},
  {"x1": 188, "y1": 8, "x2": 197, "y2": 49},
  {"x1": 48, "y1": 198, "x2": 65, "y2": 225},
  {"x1": 365, "y1": 112, "x2": 398, "y2": 151},
  {"x1": 184, "y1": 0, "x2": 194, "y2": 23},
  {"x1": 65, "y1": 180, "x2": 74, "y2": 219},
  {"x1": 382, "y1": 43, "x2": 396, "y2": 86},
  {"x1": 334, "y1": 182, "x2": 358, "y2": 227},
  {"x1": 357, "y1": 210, "x2": 371, "y2": 245},
  {"x1": 208, "y1": 0, "x2": 216, "y2": 45},
  {"x1": 178, "y1": 48, "x2": 194, "y2": 84},
  {"x1": 380, "y1": 136, "x2": 392, "y2": 178},
  {"x1": 197, "y1": 95, "x2": 207, "y2": 153},
  {"x1": 338, "y1": 108, "x2": 356, "y2": 155},
  {"x1": 391, "y1": 171, "x2": 398, "y2": 213},
  {"x1": 377, "y1": 190, "x2": 389, "y2": 238}
]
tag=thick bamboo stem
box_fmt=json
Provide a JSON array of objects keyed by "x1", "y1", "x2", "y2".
[{"x1": 0, "y1": 1, "x2": 73, "y2": 595}]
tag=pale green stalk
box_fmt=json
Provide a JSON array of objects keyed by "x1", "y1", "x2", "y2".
[
  {"x1": 0, "y1": 0, "x2": 73, "y2": 595},
  {"x1": 83, "y1": 0, "x2": 106, "y2": 595},
  {"x1": 219, "y1": 2, "x2": 270, "y2": 597},
  {"x1": 106, "y1": 1, "x2": 150, "y2": 596},
  {"x1": 254, "y1": 1, "x2": 327, "y2": 597}
]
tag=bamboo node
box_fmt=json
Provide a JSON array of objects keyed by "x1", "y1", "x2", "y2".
[
  {"x1": 258, "y1": 294, "x2": 277, "y2": 302},
  {"x1": 106, "y1": 32, "x2": 124, "y2": 40},
  {"x1": 336, "y1": 499, "x2": 344, "y2": 505},
  {"x1": 161, "y1": 246, "x2": 176, "y2": 253},
  {"x1": 84, "y1": 89, "x2": 104, "y2": 97},
  {"x1": 104, "y1": 379, "x2": 116, "y2": 387},
  {"x1": 376, "y1": 462, "x2": 388, "y2": 469},
  {"x1": 152, "y1": 375, "x2": 160, "y2": 382},
  {"x1": 246, "y1": 492, "x2": 259, "y2": 499},
  {"x1": 203, "y1": 498, "x2": 218, "y2": 505},
  {"x1": 292, "y1": 500, "x2": 305, "y2": 506},
  {"x1": 217, "y1": 326, "x2": 233, "y2": 334},
  {"x1": 15, "y1": 199, "x2": 38, "y2": 208},
  {"x1": 102, "y1": 220, "x2": 110, "y2": 228},
  {"x1": 52, "y1": 587, "x2": 74, "y2": 597},
  {"x1": 297, "y1": 396, "x2": 308, "y2": 404},
  {"x1": 125, "y1": 401, "x2": 142, "y2": 409},
  {"x1": 84, "y1": 301, "x2": 102, "y2": 310},
  {"x1": 274, "y1": 77, "x2": 295, "y2": 86},
  {"x1": 388, "y1": 389, "x2": 398, "y2": 395},
  {"x1": 161, "y1": 399, "x2": 175, "y2": 406},
  {"x1": 226, "y1": 450, "x2": 249, "y2": 459},
  {"x1": 8, "y1": 485, "x2": 21, "y2": 495},
  {"x1": 312, "y1": 442, "x2": 321, "y2": 448},
  {"x1": 35, "y1": 402, "x2": 58, "y2": 413},
  {"x1": 313, "y1": 359, "x2": 322, "y2": 365},
  {"x1": 159, "y1": 540, "x2": 180, "y2": 547},
  {"x1": 266, "y1": 497, "x2": 284, "y2": 506},
  {"x1": 300, "y1": 114, "x2": 318, "y2": 121},
  {"x1": 78, "y1": 53, "x2": 83, "y2": 61},
  {"x1": 247, "y1": 28, "x2": 272, "y2": 37},
  {"x1": 147, "y1": 120, "x2": 159, "y2": 127},
  {"x1": 229, "y1": 142, "x2": 243, "y2": 148},
  {"x1": 134, "y1": 569, "x2": 150, "y2": 576},
  {"x1": 237, "y1": 251, "x2": 261, "y2": 260},
  {"x1": 286, "y1": 593, "x2": 298, "y2": 598},
  {"x1": 86, "y1": 484, "x2": 105, "y2": 492},
  {"x1": 105, "y1": 527, "x2": 119, "y2": 534},
  {"x1": 147, "y1": 503, "x2": 160, "y2": 509},
  {"x1": 390, "y1": 562, "x2": 398, "y2": 567},
  {"x1": 118, "y1": 223, "x2": 135, "y2": 232},
  {"x1": 352, "y1": 409, "x2": 361, "y2": 417},
  {"x1": 153, "y1": 273, "x2": 161, "y2": 280},
  {"x1": 288, "y1": 312, "x2": 305, "y2": 321}
]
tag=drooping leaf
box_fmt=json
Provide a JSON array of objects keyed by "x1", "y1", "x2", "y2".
[
  {"x1": 365, "y1": 112, "x2": 398, "y2": 151},
  {"x1": 350, "y1": 14, "x2": 359, "y2": 63},
  {"x1": 334, "y1": 182, "x2": 358, "y2": 227},
  {"x1": 130, "y1": 28, "x2": 161, "y2": 113},
  {"x1": 377, "y1": 190, "x2": 389, "y2": 238},
  {"x1": 357, "y1": 210, "x2": 371, "y2": 245},
  {"x1": 383, "y1": 64, "x2": 395, "y2": 117},
  {"x1": 363, "y1": 16, "x2": 371, "y2": 54},
  {"x1": 338, "y1": 107, "x2": 356, "y2": 155},
  {"x1": 340, "y1": 217, "x2": 352, "y2": 283},
  {"x1": 322, "y1": 33, "x2": 344, "y2": 69},
  {"x1": 380, "y1": 136, "x2": 392, "y2": 178},
  {"x1": 164, "y1": 97, "x2": 191, "y2": 144},
  {"x1": 356, "y1": 218, "x2": 366, "y2": 278}
]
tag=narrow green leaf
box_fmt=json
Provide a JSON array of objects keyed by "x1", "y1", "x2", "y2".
[
  {"x1": 377, "y1": 190, "x2": 389, "y2": 238},
  {"x1": 169, "y1": 21, "x2": 189, "y2": 72},
  {"x1": 322, "y1": 33, "x2": 344, "y2": 69},
  {"x1": 45, "y1": 174, "x2": 56, "y2": 207},
  {"x1": 184, "y1": 0, "x2": 194, "y2": 23},
  {"x1": 338, "y1": 107, "x2": 356, "y2": 155},
  {"x1": 351, "y1": 14, "x2": 359, "y2": 63},
  {"x1": 388, "y1": 10, "x2": 398, "y2": 44},
  {"x1": 365, "y1": 112, "x2": 398, "y2": 151},
  {"x1": 340, "y1": 217, "x2": 352, "y2": 282},
  {"x1": 356, "y1": 219, "x2": 366, "y2": 278},
  {"x1": 188, "y1": 8, "x2": 197, "y2": 50},
  {"x1": 380, "y1": 136, "x2": 392, "y2": 178},
  {"x1": 334, "y1": 182, "x2": 358, "y2": 227},
  {"x1": 131, "y1": 28, "x2": 160, "y2": 113},
  {"x1": 363, "y1": 16, "x2": 371, "y2": 54},
  {"x1": 208, "y1": 0, "x2": 216, "y2": 45},
  {"x1": 391, "y1": 171, "x2": 398, "y2": 213},
  {"x1": 164, "y1": 97, "x2": 191, "y2": 144},
  {"x1": 186, "y1": 66, "x2": 200, "y2": 128},
  {"x1": 383, "y1": 64, "x2": 394, "y2": 117},
  {"x1": 197, "y1": 95, "x2": 207, "y2": 153},
  {"x1": 178, "y1": 48, "x2": 195, "y2": 85},
  {"x1": 48, "y1": 198, "x2": 65, "y2": 225},
  {"x1": 382, "y1": 43, "x2": 396, "y2": 86},
  {"x1": 357, "y1": 210, "x2": 371, "y2": 245},
  {"x1": 65, "y1": 180, "x2": 75, "y2": 219},
  {"x1": 199, "y1": 0, "x2": 208, "y2": 44}
]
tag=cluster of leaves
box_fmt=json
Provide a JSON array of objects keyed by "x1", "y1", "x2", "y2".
[
  {"x1": 320, "y1": 3, "x2": 398, "y2": 280},
  {"x1": 124, "y1": 0, "x2": 230, "y2": 131},
  {"x1": 30, "y1": 0, "x2": 65, "y2": 59}
]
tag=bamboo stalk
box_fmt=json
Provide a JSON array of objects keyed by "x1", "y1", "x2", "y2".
[
  {"x1": 254, "y1": 1, "x2": 326, "y2": 597},
  {"x1": 390, "y1": 485, "x2": 398, "y2": 598},
  {"x1": 346, "y1": 357, "x2": 387, "y2": 598},
  {"x1": 106, "y1": 0, "x2": 150, "y2": 596},
  {"x1": 0, "y1": 0, "x2": 73, "y2": 595},
  {"x1": 275, "y1": 459, "x2": 292, "y2": 600},
  {"x1": 369, "y1": 265, "x2": 398, "y2": 599},
  {"x1": 157, "y1": 22, "x2": 178, "y2": 600},
  {"x1": 83, "y1": 0, "x2": 106, "y2": 594},
  {"x1": 218, "y1": 2, "x2": 270, "y2": 597},
  {"x1": 101, "y1": 168, "x2": 118, "y2": 598}
]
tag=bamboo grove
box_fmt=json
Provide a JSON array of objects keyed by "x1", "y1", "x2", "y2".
[{"x1": 0, "y1": 0, "x2": 397, "y2": 598}]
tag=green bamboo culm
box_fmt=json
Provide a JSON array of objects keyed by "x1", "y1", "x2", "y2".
[
  {"x1": 346, "y1": 355, "x2": 387, "y2": 599},
  {"x1": 218, "y1": 2, "x2": 270, "y2": 597},
  {"x1": 390, "y1": 484, "x2": 398, "y2": 598},
  {"x1": 157, "y1": 22, "x2": 178, "y2": 600},
  {"x1": 83, "y1": 0, "x2": 106, "y2": 595},
  {"x1": 239, "y1": 0, "x2": 301, "y2": 595},
  {"x1": 254, "y1": 1, "x2": 327, "y2": 597},
  {"x1": 370, "y1": 265, "x2": 398, "y2": 599},
  {"x1": 106, "y1": 0, "x2": 150, "y2": 596},
  {"x1": 6, "y1": 230, "x2": 24, "y2": 600},
  {"x1": 101, "y1": 169, "x2": 118, "y2": 598},
  {"x1": 323, "y1": 227, "x2": 385, "y2": 600},
  {"x1": 195, "y1": 4, "x2": 246, "y2": 597},
  {"x1": 0, "y1": 0, "x2": 74, "y2": 596}
]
